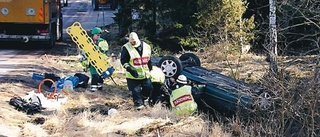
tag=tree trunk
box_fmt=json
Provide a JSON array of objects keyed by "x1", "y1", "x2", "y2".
[
  {"x1": 151, "y1": 0, "x2": 157, "y2": 35},
  {"x1": 269, "y1": 0, "x2": 278, "y2": 74}
]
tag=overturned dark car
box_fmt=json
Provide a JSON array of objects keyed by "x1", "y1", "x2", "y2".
[{"x1": 152, "y1": 53, "x2": 273, "y2": 115}]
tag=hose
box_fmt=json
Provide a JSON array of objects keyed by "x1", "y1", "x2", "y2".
[
  {"x1": 38, "y1": 79, "x2": 57, "y2": 99},
  {"x1": 38, "y1": 79, "x2": 71, "y2": 100}
]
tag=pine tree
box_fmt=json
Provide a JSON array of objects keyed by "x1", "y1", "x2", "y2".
[{"x1": 194, "y1": 0, "x2": 255, "y2": 51}]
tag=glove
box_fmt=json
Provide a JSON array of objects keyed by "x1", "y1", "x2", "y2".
[
  {"x1": 126, "y1": 66, "x2": 138, "y2": 78},
  {"x1": 101, "y1": 67, "x2": 115, "y2": 79},
  {"x1": 81, "y1": 60, "x2": 89, "y2": 72}
]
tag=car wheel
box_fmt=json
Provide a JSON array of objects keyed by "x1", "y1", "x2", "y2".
[
  {"x1": 158, "y1": 55, "x2": 182, "y2": 78},
  {"x1": 256, "y1": 92, "x2": 273, "y2": 110},
  {"x1": 46, "y1": 23, "x2": 56, "y2": 49},
  {"x1": 179, "y1": 53, "x2": 201, "y2": 67}
]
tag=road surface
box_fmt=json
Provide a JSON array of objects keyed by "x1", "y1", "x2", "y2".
[
  {"x1": 62, "y1": 0, "x2": 116, "y2": 36},
  {"x1": 0, "y1": 0, "x2": 117, "y2": 77}
]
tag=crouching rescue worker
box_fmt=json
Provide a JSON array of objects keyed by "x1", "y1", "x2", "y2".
[
  {"x1": 149, "y1": 66, "x2": 171, "y2": 107},
  {"x1": 170, "y1": 75, "x2": 198, "y2": 115},
  {"x1": 120, "y1": 32, "x2": 153, "y2": 110},
  {"x1": 79, "y1": 27, "x2": 109, "y2": 91}
]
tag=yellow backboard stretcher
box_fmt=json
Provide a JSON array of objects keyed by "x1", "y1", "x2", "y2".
[{"x1": 66, "y1": 22, "x2": 113, "y2": 76}]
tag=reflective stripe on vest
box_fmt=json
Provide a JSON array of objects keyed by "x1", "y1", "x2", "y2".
[
  {"x1": 124, "y1": 42, "x2": 151, "y2": 79},
  {"x1": 170, "y1": 85, "x2": 197, "y2": 114}
]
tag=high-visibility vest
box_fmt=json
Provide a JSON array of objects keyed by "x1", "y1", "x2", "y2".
[
  {"x1": 170, "y1": 85, "x2": 198, "y2": 115},
  {"x1": 150, "y1": 66, "x2": 165, "y2": 83},
  {"x1": 124, "y1": 42, "x2": 151, "y2": 79}
]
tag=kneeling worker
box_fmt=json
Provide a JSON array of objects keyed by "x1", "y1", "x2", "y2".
[
  {"x1": 149, "y1": 66, "x2": 170, "y2": 106},
  {"x1": 170, "y1": 75, "x2": 198, "y2": 115}
]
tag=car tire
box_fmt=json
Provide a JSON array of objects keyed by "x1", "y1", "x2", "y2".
[
  {"x1": 158, "y1": 55, "x2": 182, "y2": 78},
  {"x1": 46, "y1": 23, "x2": 56, "y2": 49},
  {"x1": 255, "y1": 91, "x2": 274, "y2": 111},
  {"x1": 179, "y1": 53, "x2": 201, "y2": 67}
]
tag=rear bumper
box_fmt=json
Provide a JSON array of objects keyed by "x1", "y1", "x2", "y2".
[{"x1": 0, "y1": 34, "x2": 50, "y2": 42}]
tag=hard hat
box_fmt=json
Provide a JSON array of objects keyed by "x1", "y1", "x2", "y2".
[
  {"x1": 91, "y1": 27, "x2": 102, "y2": 35},
  {"x1": 129, "y1": 32, "x2": 141, "y2": 47},
  {"x1": 176, "y1": 75, "x2": 187, "y2": 84},
  {"x1": 108, "y1": 108, "x2": 118, "y2": 115}
]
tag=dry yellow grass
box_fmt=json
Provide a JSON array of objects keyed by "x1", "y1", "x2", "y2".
[
  {"x1": 1, "y1": 38, "x2": 319, "y2": 136},
  {"x1": 0, "y1": 43, "x2": 230, "y2": 136}
]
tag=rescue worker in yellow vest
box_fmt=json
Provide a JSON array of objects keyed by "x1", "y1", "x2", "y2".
[
  {"x1": 170, "y1": 75, "x2": 198, "y2": 115},
  {"x1": 79, "y1": 27, "x2": 109, "y2": 91},
  {"x1": 149, "y1": 66, "x2": 171, "y2": 107},
  {"x1": 120, "y1": 32, "x2": 153, "y2": 110}
]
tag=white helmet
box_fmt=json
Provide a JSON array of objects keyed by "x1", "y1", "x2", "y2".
[
  {"x1": 129, "y1": 32, "x2": 141, "y2": 47},
  {"x1": 176, "y1": 75, "x2": 187, "y2": 84}
]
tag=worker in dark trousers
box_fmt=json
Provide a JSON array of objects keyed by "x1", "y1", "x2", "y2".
[
  {"x1": 120, "y1": 32, "x2": 153, "y2": 110},
  {"x1": 149, "y1": 66, "x2": 170, "y2": 107},
  {"x1": 80, "y1": 27, "x2": 109, "y2": 91}
]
